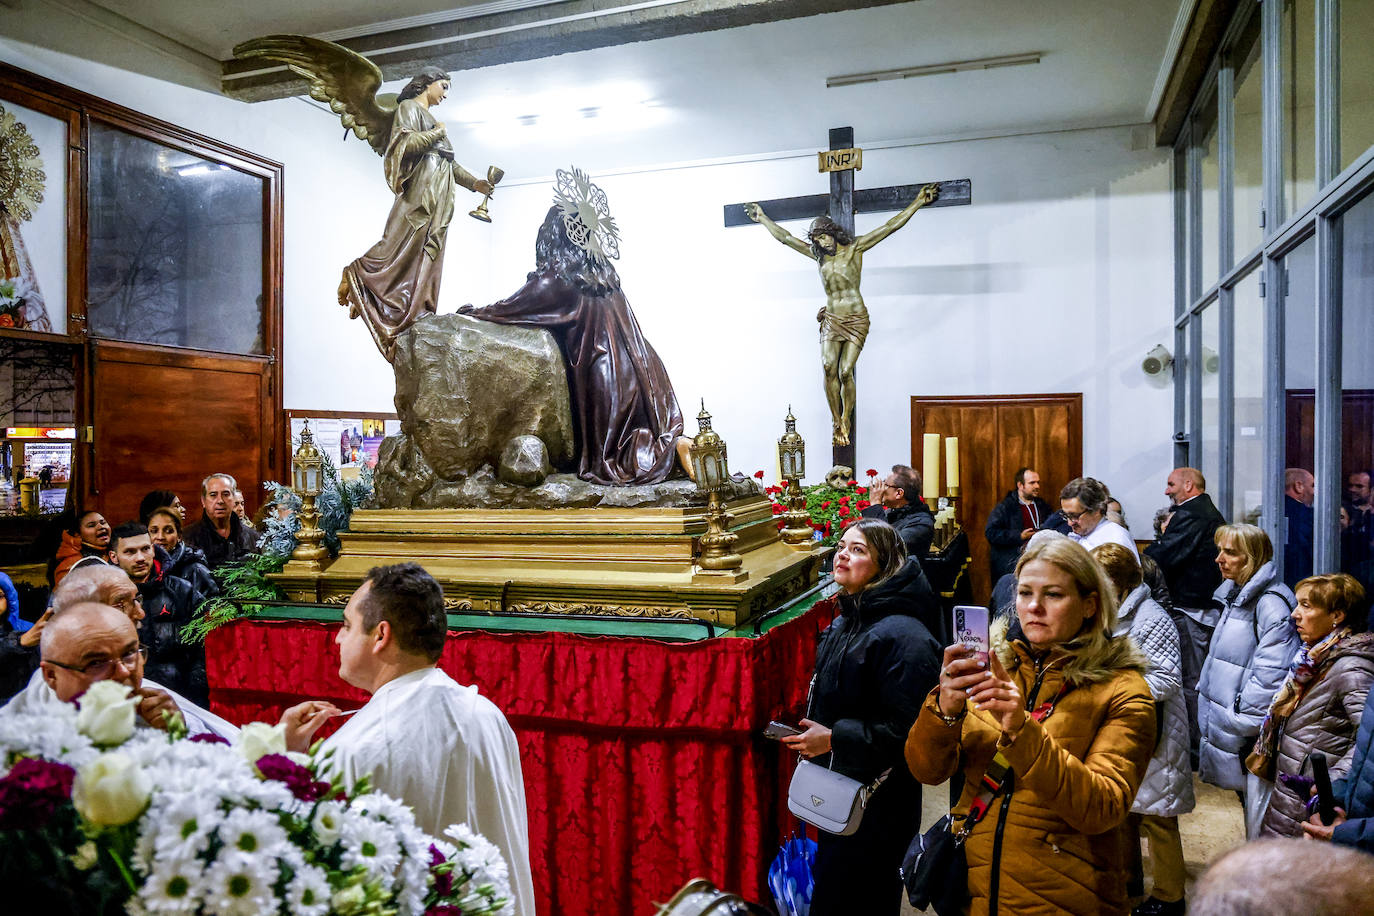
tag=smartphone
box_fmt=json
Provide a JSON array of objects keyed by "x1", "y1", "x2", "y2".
[
  {"x1": 762, "y1": 721, "x2": 802, "y2": 740},
  {"x1": 1313, "y1": 752, "x2": 1337, "y2": 826},
  {"x1": 953, "y1": 605, "x2": 990, "y2": 661}
]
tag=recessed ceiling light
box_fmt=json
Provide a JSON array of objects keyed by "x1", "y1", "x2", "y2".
[{"x1": 827, "y1": 52, "x2": 1042, "y2": 89}]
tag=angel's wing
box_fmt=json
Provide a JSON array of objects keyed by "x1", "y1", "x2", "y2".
[{"x1": 233, "y1": 35, "x2": 395, "y2": 155}]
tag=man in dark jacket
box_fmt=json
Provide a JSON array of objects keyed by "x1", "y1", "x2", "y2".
[
  {"x1": 984, "y1": 467, "x2": 1053, "y2": 583},
  {"x1": 865, "y1": 465, "x2": 936, "y2": 563},
  {"x1": 108, "y1": 522, "x2": 209, "y2": 706},
  {"x1": 1283, "y1": 468, "x2": 1316, "y2": 588},
  {"x1": 1143, "y1": 466, "x2": 1226, "y2": 766},
  {"x1": 183, "y1": 472, "x2": 259, "y2": 569}
]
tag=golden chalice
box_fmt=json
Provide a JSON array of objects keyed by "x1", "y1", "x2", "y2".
[{"x1": 469, "y1": 166, "x2": 504, "y2": 222}]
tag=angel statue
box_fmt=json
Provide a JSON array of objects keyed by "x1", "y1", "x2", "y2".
[{"x1": 234, "y1": 37, "x2": 494, "y2": 361}]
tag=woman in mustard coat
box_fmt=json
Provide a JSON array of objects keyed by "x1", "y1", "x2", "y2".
[{"x1": 906, "y1": 534, "x2": 1157, "y2": 915}]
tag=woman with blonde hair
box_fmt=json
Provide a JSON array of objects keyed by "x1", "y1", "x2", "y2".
[
  {"x1": 1254, "y1": 573, "x2": 1373, "y2": 837},
  {"x1": 906, "y1": 534, "x2": 1156, "y2": 914},
  {"x1": 1196, "y1": 523, "x2": 1301, "y2": 837}
]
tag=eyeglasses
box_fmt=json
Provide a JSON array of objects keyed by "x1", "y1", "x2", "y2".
[
  {"x1": 112, "y1": 593, "x2": 144, "y2": 613},
  {"x1": 1062, "y1": 510, "x2": 1090, "y2": 521},
  {"x1": 48, "y1": 646, "x2": 147, "y2": 679}
]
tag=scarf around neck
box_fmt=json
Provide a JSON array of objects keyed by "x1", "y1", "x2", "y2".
[{"x1": 1248, "y1": 626, "x2": 1350, "y2": 777}]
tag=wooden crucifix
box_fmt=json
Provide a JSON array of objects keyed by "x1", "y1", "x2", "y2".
[{"x1": 726, "y1": 126, "x2": 971, "y2": 471}]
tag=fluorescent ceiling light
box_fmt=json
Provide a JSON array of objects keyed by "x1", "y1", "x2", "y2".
[{"x1": 827, "y1": 52, "x2": 1042, "y2": 89}]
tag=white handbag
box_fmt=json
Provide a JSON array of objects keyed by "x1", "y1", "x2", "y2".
[{"x1": 786, "y1": 758, "x2": 889, "y2": 836}]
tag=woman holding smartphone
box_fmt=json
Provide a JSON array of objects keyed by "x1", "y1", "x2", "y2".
[
  {"x1": 906, "y1": 534, "x2": 1156, "y2": 914},
  {"x1": 782, "y1": 518, "x2": 941, "y2": 915}
]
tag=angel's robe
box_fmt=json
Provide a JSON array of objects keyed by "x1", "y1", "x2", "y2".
[
  {"x1": 1, "y1": 669, "x2": 239, "y2": 740},
  {"x1": 321, "y1": 666, "x2": 537, "y2": 916},
  {"x1": 340, "y1": 98, "x2": 481, "y2": 360}
]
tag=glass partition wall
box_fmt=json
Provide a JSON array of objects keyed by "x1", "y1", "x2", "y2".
[{"x1": 1175, "y1": 0, "x2": 1374, "y2": 590}]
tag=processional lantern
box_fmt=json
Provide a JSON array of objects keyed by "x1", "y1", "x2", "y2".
[
  {"x1": 289, "y1": 421, "x2": 330, "y2": 569},
  {"x1": 689, "y1": 402, "x2": 742, "y2": 570},
  {"x1": 777, "y1": 408, "x2": 814, "y2": 547}
]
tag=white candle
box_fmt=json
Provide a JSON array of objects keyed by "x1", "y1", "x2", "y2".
[
  {"x1": 922, "y1": 433, "x2": 940, "y2": 500},
  {"x1": 945, "y1": 437, "x2": 960, "y2": 491}
]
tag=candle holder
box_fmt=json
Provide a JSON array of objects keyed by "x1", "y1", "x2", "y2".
[
  {"x1": 688, "y1": 402, "x2": 742, "y2": 571},
  {"x1": 289, "y1": 421, "x2": 330, "y2": 570},
  {"x1": 776, "y1": 408, "x2": 813, "y2": 547}
]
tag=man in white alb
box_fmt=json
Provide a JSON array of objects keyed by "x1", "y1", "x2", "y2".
[
  {"x1": 294, "y1": 563, "x2": 536, "y2": 916},
  {"x1": 1060, "y1": 476, "x2": 1139, "y2": 559}
]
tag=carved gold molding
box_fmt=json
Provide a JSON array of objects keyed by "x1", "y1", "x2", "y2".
[
  {"x1": 508, "y1": 601, "x2": 695, "y2": 620},
  {"x1": 320, "y1": 594, "x2": 474, "y2": 612}
]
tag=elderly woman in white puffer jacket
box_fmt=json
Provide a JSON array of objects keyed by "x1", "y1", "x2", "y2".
[
  {"x1": 1095, "y1": 544, "x2": 1195, "y2": 916},
  {"x1": 1196, "y1": 523, "x2": 1302, "y2": 838}
]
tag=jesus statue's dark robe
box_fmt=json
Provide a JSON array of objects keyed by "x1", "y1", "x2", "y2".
[{"x1": 459, "y1": 269, "x2": 684, "y2": 486}]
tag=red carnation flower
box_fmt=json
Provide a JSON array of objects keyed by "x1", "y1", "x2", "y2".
[
  {"x1": 771, "y1": 503, "x2": 785, "y2": 514},
  {"x1": 838, "y1": 507, "x2": 850, "y2": 518},
  {"x1": 821, "y1": 501, "x2": 831, "y2": 509},
  {"x1": 839, "y1": 496, "x2": 850, "y2": 504},
  {"x1": 857, "y1": 500, "x2": 870, "y2": 509},
  {"x1": 776, "y1": 520, "x2": 785, "y2": 530},
  {"x1": 754, "y1": 470, "x2": 765, "y2": 479},
  {"x1": 0, "y1": 758, "x2": 76, "y2": 830},
  {"x1": 865, "y1": 468, "x2": 878, "y2": 478},
  {"x1": 847, "y1": 479, "x2": 858, "y2": 487},
  {"x1": 256, "y1": 753, "x2": 330, "y2": 802},
  {"x1": 855, "y1": 487, "x2": 868, "y2": 496}
]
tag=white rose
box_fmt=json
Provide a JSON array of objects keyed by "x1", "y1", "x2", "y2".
[
  {"x1": 73, "y1": 751, "x2": 151, "y2": 827},
  {"x1": 236, "y1": 721, "x2": 287, "y2": 765},
  {"x1": 75, "y1": 681, "x2": 137, "y2": 747}
]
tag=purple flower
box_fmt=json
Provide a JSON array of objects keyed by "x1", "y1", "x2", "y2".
[
  {"x1": 427, "y1": 907, "x2": 465, "y2": 916},
  {"x1": 255, "y1": 753, "x2": 330, "y2": 801},
  {"x1": 429, "y1": 843, "x2": 454, "y2": 896},
  {"x1": 189, "y1": 732, "x2": 231, "y2": 745},
  {"x1": 0, "y1": 758, "x2": 76, "y2": 829}
]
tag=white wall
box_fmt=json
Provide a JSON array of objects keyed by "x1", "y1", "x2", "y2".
[
  {"x1": 0, "y1": 35, "x2": 1175, "y2": 532},
  {"x1": 467, "y1": 127, "x2": 1175, "y2": 530}
]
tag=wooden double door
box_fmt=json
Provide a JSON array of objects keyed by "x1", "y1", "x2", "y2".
[
  {"x1": 911, "y1": 394, "x2": 1083, "y2": 602},
  {"x1": 86, "y1": 341, "x2": 280, "y2": 525}
]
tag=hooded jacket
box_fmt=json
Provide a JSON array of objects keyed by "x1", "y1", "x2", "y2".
[
  {"x1": 158, "y1": 541, "x2": 219, "y2": 598},
  {"x1": 138, "y1": 569, "x2": 209, "y2": 707},
  {"x1": 906, "y1": 619, "x2": 1155, "y2": 916},
  {"x1": 806, "y1": 556, "x2": 942, "y2": 915},
  {"x1": 886, "y1": 501, "x2": 936, "y2": 563},
  {"x1": 1114, "y1": 584, "x2": 1195, "y2": 818},
  {"x1": 1260, "y1": 631, "x2": 1374, "y2": 838},
  {"x1": 1196, "y1": 561, "x2": 1301, "y2": 791},
  {"x1": 51, "y1": 532, "x2": 106, "y2": 586}
]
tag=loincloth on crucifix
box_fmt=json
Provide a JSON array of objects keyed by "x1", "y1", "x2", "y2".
[{"x1": 816, "y1": 307, "x2": 870, "y2": 349}]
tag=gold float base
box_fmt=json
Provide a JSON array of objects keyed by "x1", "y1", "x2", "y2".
[{"x1": 270, "y1": 493, "x2": 827, "y2": 629}]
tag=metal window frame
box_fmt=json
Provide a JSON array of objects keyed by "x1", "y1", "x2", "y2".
[{"x1": 1174, "y1": 0, "x2": 1374, "y2": 576}]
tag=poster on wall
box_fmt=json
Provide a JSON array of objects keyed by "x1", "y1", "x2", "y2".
[
  {"x1": 0, "y1": 98, "x2": 67, "y2": 332},
  {"x1": 288, "y1": 414, "x2": 398, "y2": 471}
]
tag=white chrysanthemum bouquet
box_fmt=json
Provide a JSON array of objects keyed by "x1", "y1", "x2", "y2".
[{"x1": 0, "y1": 682, "x2": 513, "y2": 916}]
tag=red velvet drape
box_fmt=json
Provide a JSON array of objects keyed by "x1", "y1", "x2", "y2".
[{"x1": 205, "y1": 598, "x2": 838, "y2": 915}]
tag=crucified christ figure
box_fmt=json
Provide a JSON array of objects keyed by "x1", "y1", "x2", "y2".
[{"x1": 745, "y1": 182, "x2": 939, "y2": 446}]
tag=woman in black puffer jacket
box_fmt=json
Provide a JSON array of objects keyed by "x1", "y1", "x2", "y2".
[
  {"x1": 783, "y1": 518, "x2": 942, "y2": 915},
  {"x1": 146, "y1": 507, "x2": 218, "y2": 598}
]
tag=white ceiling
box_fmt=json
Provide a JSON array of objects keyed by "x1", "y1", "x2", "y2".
[{"x1": 79, "y1": 0, "x2": 1186, "y2": 178}]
